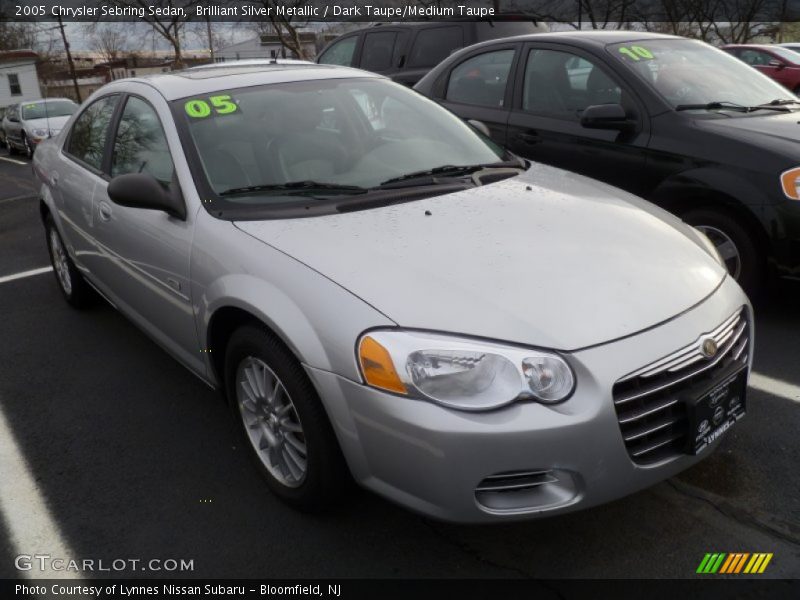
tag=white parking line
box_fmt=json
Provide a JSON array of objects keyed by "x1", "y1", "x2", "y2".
[
  {"x1": 0, "y1": 155, "x2": 29, "y2": 166},
  {"x1": 0, "y1": 266, "x2": 52, "y2": 284},
  {"x1": 749, "y1": 372, "x2": 800, "y2": 403},
  {"x1": 0, "y1": 403, "x2": 79, "y2": 578}
]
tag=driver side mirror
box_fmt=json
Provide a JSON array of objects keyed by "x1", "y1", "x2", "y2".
[
  {"x1": 467, "y1": 119, "x2": 491, "y2": 138},
  {"x1": 768, "y1": 59, "x2": 785, "y2": 69},
  {"x1": 580, "y1": 104, "x2": 634, "y2": 131},
  {"x1": 107, "y1": 173, "x2": 186, "y2": 220}
]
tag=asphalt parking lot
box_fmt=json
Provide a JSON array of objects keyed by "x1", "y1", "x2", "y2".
[{"x1": 0, "y1": 149, "x2": 798, "y2": 579}]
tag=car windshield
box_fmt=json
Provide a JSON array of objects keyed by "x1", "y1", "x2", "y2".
[
  {"x1": 175, "y1": 77, "x2": 506, "y2": 207},
  {"x1": 22, "y1": 100, "x2": 77, "y2": 120},
  {"x1": 607, "y1": 39, "x2": 796, "y2": 111}
]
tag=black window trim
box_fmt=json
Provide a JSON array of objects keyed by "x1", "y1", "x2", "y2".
[
  {"x1": 62, "y1": 93, "x2": 124, "y2": 180},
  {"x1": 441, "y1": 42, "x2": 522, "y2": 111}
]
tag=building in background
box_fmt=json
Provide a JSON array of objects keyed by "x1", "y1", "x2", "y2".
[
  {"x1": 0, "y1": 50, "x2": 42, "y2": 108},
  {"x1": 216, "y1": 32, "x2": 326, "y2": 62}
]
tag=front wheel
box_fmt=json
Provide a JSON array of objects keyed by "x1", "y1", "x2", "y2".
[
  {"x1": 225, "y1": 325, "x2": 348, "y2": 511},
  {"x1": 22, "y1": 133, "x2": 33, "y2": 159},
  {"x1": 681, "y1": 208, "x2": 763, "y2": 296},
  {"x1": 44, "y1": 214, "x2": 95, "y2": 308}
]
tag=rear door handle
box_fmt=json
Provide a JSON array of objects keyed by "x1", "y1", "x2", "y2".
[
  {"x1": 98, "y1": 201, "x2": 112, "y2": 221},
  {"x1": 516, "y1": 132, "x2": 542, "y2": 145}
]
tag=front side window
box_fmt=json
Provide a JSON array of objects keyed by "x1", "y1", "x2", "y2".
[
  {"x1": 446, "y1": 49, "x2": 515, "y2": 108},
  {"x1": 318, "y1": 36, "x2": 357, "y2": 66},
  {"x1": 739, "y1": 49, "x2": 774, "y2": 66},
  {"x1": 408, "y1": 27, "x2": 463, "y2": 68},
  {"x1": 66, "y1": 95, "x2": 119, "y2": 171},
  {"x1": 361, "y1": 31, "x2": 396, "y2": 72},
  {"x1": 175, "y1": 78, "x2": 506, "y2": 212},
  {"x1": 22, "y1": 100, "x2": 77, "y2": 120},
  {"x1": 111, "y1": 96, "x2": 174, "y2": 184},
  {"x1": 608, "y1": 39, "x2": 795, "y2": 110},
  {"x1": 522, "y1": 49, "x2": 621, "y2": 118},
  {"x1": 8, "y1": 74, "x2": 21, "y2": 96}
]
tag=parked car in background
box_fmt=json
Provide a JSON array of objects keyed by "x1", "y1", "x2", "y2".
[
  {"x1": 317, "y1": 20, "x2": 548, "y2": 86},
  {"x1": 2, "y1": 98, "x2": 78, "y2": 158},
  {"x1": 0, "y1": 106, "x2": 7, "y2": 147},
  {"x1": 723, "y1": 44, "x2": 800, "y2": 92},
  {"x1": 778, "y1": 42, "x2": 800, "y2": 55},
  {"x1": 416, "y1": 31, "x2": 800, "y2": 294},
  {"x1": 33, "y1": 60, "x2": 750, "y2": 522}
]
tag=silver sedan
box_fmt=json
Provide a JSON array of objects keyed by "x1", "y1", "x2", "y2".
[{"x1": 33, "y1": 61, "x2": 751, "y2": 522}]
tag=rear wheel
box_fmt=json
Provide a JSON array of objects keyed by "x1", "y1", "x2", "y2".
[
  {"x1": 681, "y1": 208, "x2": 764, "y2": 297},
  {"x1": 44, "y1": 214, "x2": 94, "y2": 308},
  {"x1": 224, "y1": 324, "x2": 348, "y2": 511}
]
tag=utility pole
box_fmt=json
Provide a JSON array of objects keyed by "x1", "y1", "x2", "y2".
[
  {"x1": 206, "y1": 15, "x2": 215, "y2": 62},
  {"x1": 56, "y1": 15, "x2": 81, "y2": 102}
]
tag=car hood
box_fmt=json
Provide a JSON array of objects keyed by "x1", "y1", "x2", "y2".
[
  {"x1": 25, "y1": 115, "x2": 70, "y2": 132},
  {"x1": 697, "y1": 111, "x2": 800, "y2": 146},
  {"x1": 235, "y1": 164, "x2": 726, "y2": 351}
]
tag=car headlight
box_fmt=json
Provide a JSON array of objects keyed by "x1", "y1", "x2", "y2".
[
  {"x1": 691, "y1": 227, "x2": 724, "y2": 266},
  {"x1": 780, "y1": 166, "x2": 800, "y2": 200},
  {"x1": 357, "y1": 330, "x2": 575, "y2": 411},
  {"x1": 32, "y1": 128, "x2": 47, "y2": 138}
]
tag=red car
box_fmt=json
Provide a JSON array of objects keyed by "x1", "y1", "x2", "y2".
[{"x1": 723, "y1": 44, "x2": 800, "y2": 93}]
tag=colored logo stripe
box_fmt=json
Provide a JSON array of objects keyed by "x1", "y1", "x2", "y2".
[
  {"x1": 698, "y1": 553, "x2": 773, "y2": 574},
  {"x1": 697, "y1": 553, "x2": 726, "y2": 573}
]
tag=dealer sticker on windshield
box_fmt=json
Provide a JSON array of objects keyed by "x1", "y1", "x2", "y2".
[{"x1": 184, "y1": 95, "x2": 239, "y2": 119}]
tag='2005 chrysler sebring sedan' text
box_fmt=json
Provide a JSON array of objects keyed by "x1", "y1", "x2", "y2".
[{"x1": 33, "y1": 61, "x2": 751, "y2": 522}]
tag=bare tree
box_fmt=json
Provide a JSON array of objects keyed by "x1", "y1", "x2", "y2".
[
  {"x1": 251, "y1": 1, "x2": 314, "y2": 59},
  {"x1": 107, "y1": 0, "x2": 203, "y2": 68},
  {"x1": 84, "y1": 23, "x2": 133, "y2": 63}
]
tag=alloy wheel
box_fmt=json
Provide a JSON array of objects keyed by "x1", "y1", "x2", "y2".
[
  {"x1": 236, "y1": 357, "x2": 308, "y2": 488},
  {"x1": 49, "y1": 228, "x2": 72, "y2": 296}
]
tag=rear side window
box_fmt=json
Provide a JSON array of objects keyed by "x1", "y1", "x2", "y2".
[
  {"x1": 111, "y1": 96, "x2": 174, "y2": 184},
  {"x1": 66, "y1": 95, "x2": 118, "y2": 171},
  {"x1": 319, "y1": 36, "x2": 357, "y2": 66},
  {"x1": 408, "y1": 27, "x2": 464, "y2": 68},
  {"x1": 446, "y1": 50, "x2": 515, "y2": 108},
  {"x1": 361, "y1": 31, "x2": 396, "y2": 72}
]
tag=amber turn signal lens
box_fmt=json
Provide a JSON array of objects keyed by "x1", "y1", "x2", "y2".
[
  {"x1": 358, "y1": 336, "x2": 407, "y2": 394},
  {"x1": 780, "y1": 167, "x2": 800, "y2": 200}
]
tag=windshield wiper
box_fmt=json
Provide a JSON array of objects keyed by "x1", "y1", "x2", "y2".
[
  {"x1": 219, "y1": 180, "x2": 368, "y2": 197},
  {"x1": 763, "y1": 98, "x2": 800, "y2": 106},
  {"x1": 378, "y1": 159, "x2": 524, "y2": 187},
  {"x1": 675, "y1": 100, "x2": 791, "y2": 113}
]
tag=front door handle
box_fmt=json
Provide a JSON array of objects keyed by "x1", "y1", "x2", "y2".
[
  {"x1": 516, "y1": 131, "x2": 542, "y2": 145},
  {"x1": 98, "y1": 201, "x2": 112, "y2": 221}
]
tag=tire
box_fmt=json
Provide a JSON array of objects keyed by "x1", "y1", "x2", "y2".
[
  {"x1": 44, "y1": 214, "x2": 95, "y2": 308},
  {"x1": 680, "y1": 208, "x2": 764, "y2": 297},
  {"x1": 7, "y1": 137, "x2": 18, "y2": 155},
  {"x1": 224, "y1": 324, "x2": 348, "y2": 511}
]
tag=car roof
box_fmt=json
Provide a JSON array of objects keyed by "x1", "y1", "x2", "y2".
[
  {"x1": 110, "y1": 61, "x2": 382, "y2": 101},
  {"x1": 483, "y1": 30, "x2": 681, "y2": 46}
]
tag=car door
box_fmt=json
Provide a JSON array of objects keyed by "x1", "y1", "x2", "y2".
[
  {"x1": 435, "y1": 45, "x2": 520, "y2": 145},
  {"x1": 506, "y1": 43, "x2": 651, "y2": 195},
  {"x1": 396, "y1": 25, "x2": 465, "y2": 87},
  {"x1": 56, "y1": 94, "x2": 121, "y2": 271},
  {"x1": 90, "y1": 92, "x2": 201, "y2": 371}
]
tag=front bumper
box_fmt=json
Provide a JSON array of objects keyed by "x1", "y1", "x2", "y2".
[{"x1": 306, "y1": 276, "x2": 751, "y2": 523}]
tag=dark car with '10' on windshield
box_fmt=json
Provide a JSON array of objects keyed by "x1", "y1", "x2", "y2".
[{"x1": 416, "y1": 31, "x2": 800, "y2": 295}]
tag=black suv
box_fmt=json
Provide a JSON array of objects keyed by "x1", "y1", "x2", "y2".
[
  {"x1": 316, "y1": 21, "x2": 547, "y2": 86},
  {"x1": 416, "y1": 31, "x2": 800, "y2": 294}
]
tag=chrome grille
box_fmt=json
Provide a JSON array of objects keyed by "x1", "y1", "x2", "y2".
[{"x1": 612, "y1": 308, "x2": 750, "y2": 465}]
